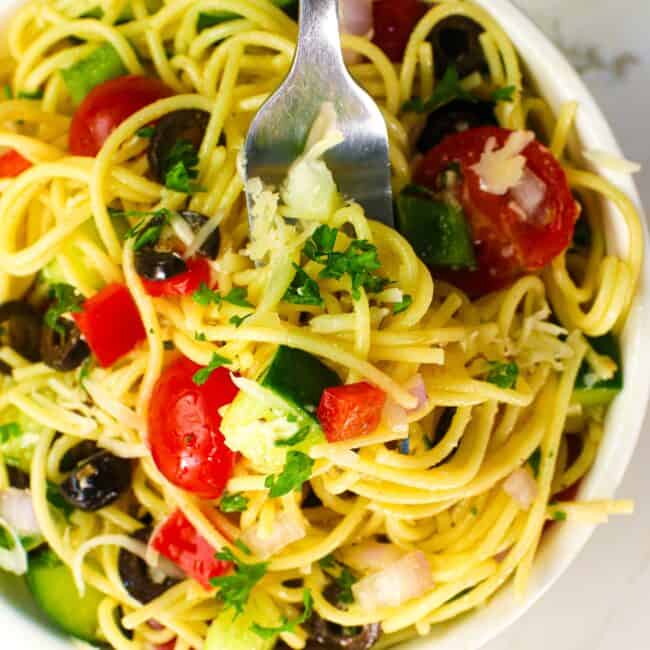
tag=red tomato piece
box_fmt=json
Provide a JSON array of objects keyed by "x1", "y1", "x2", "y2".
[
  {"x1": 141, "y1": 257, "x2": 211, "y2": 298},
  {"x1": 73, "y1": 283, "x2": 146, "y2": 367},
  {"x1": 150, "y1": 509, "x2": 232, "y2": 589},
  {"x1": 0, "y1": 149, "x2": 31, "y2": 177},
  {"x1": 317, "y1": 382, "x2": 386, "y2": 442},
  {"x1": 372, "y1": 0, "x2": 427, "y2": 61},
  {"x1": 148, "y1": 357, "x2": 238, "y2": 499},
  {"x1": 69, "y1": 75, "x2": 172, "y2": 157},
  {"x1": 415, "y1": 126, "x2": 578, "y2": 296}
]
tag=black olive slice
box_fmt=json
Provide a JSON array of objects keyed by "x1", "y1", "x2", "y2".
[
  {"x1": 40, "y1": 320, "x2": 90, "y2": 371},
  {"x1": 179, "y1": 210, "x2": 221, "y2": 260},
  {"x1": 148, "y1": 109, "x2": 210, "y2": 183},
  {"x1": 59, "y1": 440, "x2": 99, "y2": 473},
  {"x1": 7, "y1": 466, "x2": 30, "y2": 489},
  {"x1": 306, "y1": 611, "x2": 381, "y2": 650},
  {"x1": 416, "y1": 99, "x2": 497, "y2": 153},
  {"x1": 134, "y1": 249, "x2": 188, "y2": 281},
  {"x1": 429, "y1": 16, "x2": 488, "y2": 79},
  {"x1": 0, "y1": 300, "x2": 42, "y2": 362},
  {"x1": 118, "y1": 528, "x2": 179, "y2": 604},
  {"x1": 60, "y1": 451, "x2": 133, "y2": 512}
]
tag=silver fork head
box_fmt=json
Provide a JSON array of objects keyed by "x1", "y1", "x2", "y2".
[{"x1": 243, "y1": 0, "x2": 394, "y2": 227}]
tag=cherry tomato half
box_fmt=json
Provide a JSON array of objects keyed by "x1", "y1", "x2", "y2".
[
  {"x1": 69, "y1": 75, "x2": 173, "y2": 156},
  {"x1": 0, "y1": 149, "x2": 31, "y2": 177},
  {"x1": 148, "y1": 357, "x2": 238, "y2": 499},
  {"x1": 415, "y1": 126, "x2": 578, "y2": 295},
  {"x1": 317, "y1": 382, "x2": 386, "y2": 442},
  {"x1": 372, "y1": 0, "x2": 427, "y2": 61},
  {"x1": 141, "y1": 257, "x2": 211, "y2": 298}
]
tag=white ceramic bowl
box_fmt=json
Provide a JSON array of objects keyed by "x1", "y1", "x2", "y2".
[{"x1": 0, "y1": 0, "x2": 648, "y2": 648}]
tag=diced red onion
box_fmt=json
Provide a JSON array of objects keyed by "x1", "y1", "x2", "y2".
[
  {"x1": 342, "y1": 541, "x2": 405, "y2": 573},
  {"x1": 147, "y1": 619, "x2": 165, "y2": 631},
  {"x1": 510, "y1": 167, "x2": 547, "y2": 224},
  {"x1": 503, "y1": 468, "x2": 538, "y2": 509},
  {"x1": 241, "y1": 511, "x2": 306, "y2": 560},
  {"x1": 339, "y1": 0, "x2": 374, "y2": 64},
  {"x1": 352, "y1": 551, "x2": 433, "y2": 610},
  {"x1": 404, "y1": 374, "x2": 427, "y2": 412},
  {"x1": 0, "y1": 489, "x2": 40, "y2": 536},
  {"x1": 382, "y1": 398, "x2": 409, "y2": 435}
]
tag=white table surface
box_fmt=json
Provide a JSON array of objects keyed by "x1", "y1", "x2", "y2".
[{"x1": 485, "y1": 2, "x2": 650, "y2": 649}]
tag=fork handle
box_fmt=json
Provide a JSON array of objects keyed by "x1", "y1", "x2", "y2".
[{"x1": 294, "y1": 0, "x2": 345, "y2": 74}]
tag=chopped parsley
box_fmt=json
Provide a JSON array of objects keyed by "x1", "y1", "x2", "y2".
[
  {"x1": 403, "y1": 65, "x2": 477, "y2": 114},
  {"x1": 2, "y1": 84, "x2": 12, "y2": 99},
  {"x1": 124, "y1": 209, "x2": 172, "y2": 251},
  {"x1": 192, "y1": 283, "x2": 253, "y2": 308},
  {"x1": 303, "y1": 225, "x2": 389, "y2": 300},
  {"x1": 79, "y1": 358, "x2": 95, "y2": 383},
  {"x1": 552, "y1": 510, "x2": 567, "y2": 521},
  {"x1": 283, "y1": 264, "x2": 323, "y2": 307},
  {"x1": 0, "y1": 525, "x2": 15, "y2": 551},
  {"x1": 470, "y1": 506, "x2": 479, "y2": 517},
  {"x1": 223, "y1": 287, "x2": 253, "y2": 308},
  {"x1": 44, "y1": 283, "x2": 84, "y2": 335},
  {"x1": 393, "y1": 294, "x2": 413, "y2": 315},
  {"x1": 528, "y1": 447, "x2": 542, "y2": 478},
  {"x1": 194, "y1": 331, "x2": 207, "y2": 341},
  {"x1": 163, "y1": 140, "x2": 202, "y2": 193},
  {"x1": 229, "y1": 313, "x2": 252, "y2": 328},
  {"x1": 486, "y1": 361, "x2": 519, "y2": 389},
  {"x1": 251, "y1": 589, "x2": 313, "y2": 639},
  {"x1": 318, "y1": 554, "x2": 336, "y2": 569},
  {"x1": 17, "y1": 89, "x2": 44, "y2": 100},
  {"x1": 192, "y1": 352, "x2": 231, "y2": 385},
  {"x1": 275, "y1": 425, "x2": 311, "y2": 448},
  {"x1": 136, "y1": 125, "x2": 156, "y2": 138},
  {"x1": 491, "y1": 85, "x2": 516, "y2": 103},
  {"x1": 264, "y1": 450, "x2": 314, "y2": 498},
  {"x1": 335, "y1": 567, "x2": 357, "y2": 605},
  {"x1": 219, "y1": 492, "x2": 249, "y2": 513},
  {"x1": 234, "y1": 539, "x2": 252, "y2": 555},
  {"x1": 46, "y1": 481, "x2": 74, "y2": 518},
  {"x1": 0, "y1": 422, "x2": 20, "y2": 444},
  {"x1": 211, "y1": 547, "x2": 268, "y2": 617}
]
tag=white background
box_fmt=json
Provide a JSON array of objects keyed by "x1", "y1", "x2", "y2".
[{"x1": 486, "y1": 2, "x2": 650, "y2": 649}]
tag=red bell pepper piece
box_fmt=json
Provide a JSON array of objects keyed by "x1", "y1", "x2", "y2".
[
  {"x1": 141, "y1": 257, "x2": 211, "y2": 298},
  {"x1": 150, "y1": 509, "x2": 232, "y2": 589},
  {"x1": 73, "y1": 283, "x2": 146, "y2": 367},
  {"x1": 0, "y1": 149, "x2": 31, "y2": 177},
  {"x1": 317, "y1": 382, "x2": 387, "y2": 442}
]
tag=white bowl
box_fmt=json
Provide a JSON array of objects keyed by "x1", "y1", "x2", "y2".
[{"x1": 0, "y1": 0, "x2": 648, "y2": 649}]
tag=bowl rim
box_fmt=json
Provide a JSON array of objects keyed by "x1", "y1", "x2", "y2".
[{"x1": 0, "y1": 1, "x2": 649, "y2": 650}]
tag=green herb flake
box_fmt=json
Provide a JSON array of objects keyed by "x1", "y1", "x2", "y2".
[
  {"x1": 193, "y1": 282, "x2": 220, "y2": 306},
  {"x1": 470, "y1": 506, "x2": 479, "y2": 517},
  {"x1": 527, "y1": 447, "x2": 542, "y2": 478},
  {"x1": 0, "y1": 422, "x2": 21, "y2": 444},
  {"x1": 318, "y1": 554, "x2": 336, "y2": 569},
  {"x1": 220, "y1": 492, "x2": 249, "y2": 513},
  {"x1": 163, "y1": 140, "x2": 202, "y2": 194},
  {"x1": 284, "y1": 264, "x2": 323, "y2": 307},
  {"x1": 393, "y1": 294, "x2": 413, "y2": 315},
  {"x1": 403, "y1": 65, "x2": 477, "y2": 114},
  {"x1": 211, "y1": 547, "x2": 268, "y2": 616},
  {"x1": 491, "y1": 85, "x2": 516, "y2": 103},
  {"x1": 223, "y1": 287, "x2": 253, "y2": 308},
  {"x1": 552, "y1": 510, "x2": 567, "y2": 521},
  {"x1": 46, "y1": 481, "x2": 74, "y2": 518},
  {"x1": 229, "y1": 314, "x2": 252, "y2": 328},
  {"x1": 136, "y1": 125, "x2": 156, "y2": 138},
  {"x1": 335, "y1": 567, "x2": 357, "y2": 605},
  {"x1": 486, "y1": 361, "x2": 519, "y2": 389},
  {"x1": 234, "y1": 539, "x2": 252, "y2": 555},
  {"x1": 192, "y1": 352, "x2": 232, "y2": 385},
  {"x1": 264, "y1": 451, "x2": 314, "y2": 498},
  {"x1": 275, "y1": 425, "x2": 311, "y2": 448},
  {"x1": 194, "y1": 331, "x2": 207, "y2": 341},
  {"x1": 17, "y1": 89, "x2": 44, "y2": 100},
  {"x1": 124, "y1": 209, "x2": 171, "y2": 251},
  {"x1": 44, "y1": 283, "x2": 84, "y2": 335},
  {"x1": 2, "y1": 84, "x2": 12, "y2": 99},
  {"x1": 0, "y1": 525, "x2": 15, "y2": 551},
  {"x1": 79, "y1": 358, "x2": 95, "y2": 383},
  {"x1": 251, "y1": 589, "x2": 313, "y2": 639}
]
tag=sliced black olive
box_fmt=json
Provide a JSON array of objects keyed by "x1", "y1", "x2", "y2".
[
  {"x1": 134, "y1": 249, "x2": 188, "y2": 281},
  {"x1": 306, "y1": 611, "x2": 381, "y2": 650},
  {"x1": 429, "y1": 16, "x2": 488, "y2": 79},
  {"x1": 148, "y1": 109, "x2": 210, "y2": 182},
  {"x1": 60, "y1": 450, "x2": 133, "y2": 512},
  {"x1": 0, "y1": 301, "x2": 42, "y2": 362},
  {"x1": 179, "y1": 210, "x2": 221, "y2": 259},
  {"x1": 0, "y1": 360, "x2": 11, "y2": 375},
  {"x1": 40, "y1": 320, "x2": 90, "y2": 372},
  {"x1": 416, "y1": 99, "x2": 497, "y2": 153},
  {"x1": 118, "y1": 528, "x2": 179, "y2": 604},
  {"x1": 7, "y1": 466, "x2": 30, "y2": 489},
  {"x1": 59, "y1": 440, "x2": 99, "y2": 473}
]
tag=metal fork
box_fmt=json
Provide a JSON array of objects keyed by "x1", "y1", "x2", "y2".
[{"x1": 243, "y1": 0, "x2": 394, "y2": 227}]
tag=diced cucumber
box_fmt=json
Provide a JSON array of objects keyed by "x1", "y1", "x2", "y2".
[
  {"x1": 0, "y1": 407, "x2": 52, "y2": 474},
  {"x1": 61, "y1": 44, "x2": 128, "y2": 105},
  {"x1": 204, "y1": 591, "x2": 281, "y2": 650},
  {"x1": 260, "y1": 345, "x2": 341, "y2": 417},
  {"x1": 396, "y1": 186, "x2": 476, "y2": 269},
  {"x1": 221, "y1": 346, "x2": 340, "y2": 470},
  {"x1": 25, "y1": 548, "x2": 104, "y2": 643},
  {"x1": 572, "y1": 333, "x2": 623, "y2": 407}
]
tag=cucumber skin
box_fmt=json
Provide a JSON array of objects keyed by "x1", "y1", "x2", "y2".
[
  {"x1": 261, "y1": 345, "x2": 341, "y2": 417},
  {"x1": 573, "y1": 334, "x2": 623, "y2": 407},
  {"x1": 25, "y1": 548, "x2": 104, "y2": 643}
]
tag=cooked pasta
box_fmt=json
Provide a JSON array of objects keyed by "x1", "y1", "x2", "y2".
[{"x1": 0, "y1": 1, "x2": 641, "y2": 649}]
